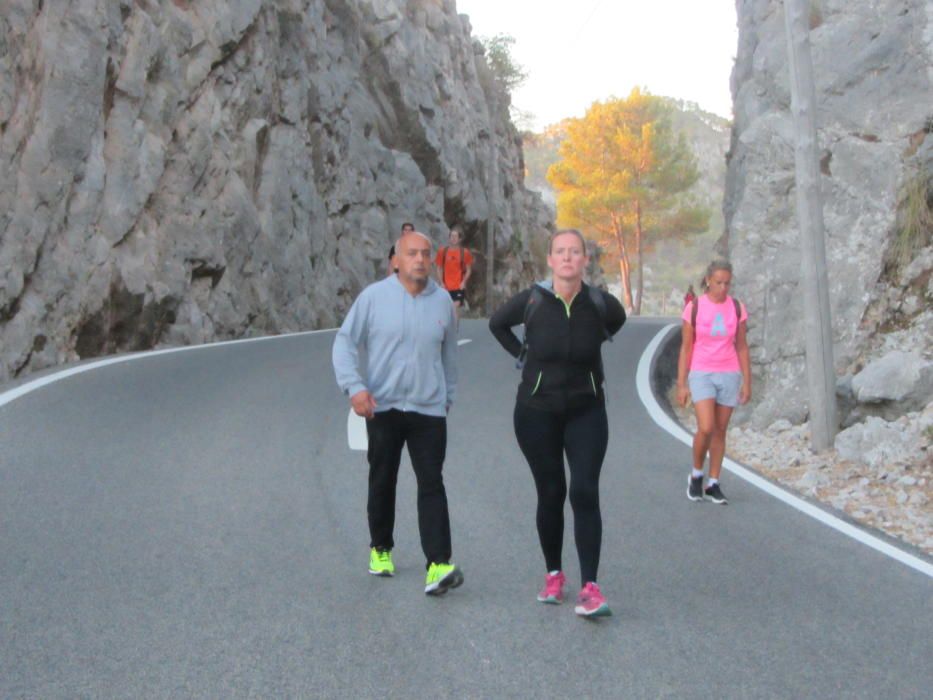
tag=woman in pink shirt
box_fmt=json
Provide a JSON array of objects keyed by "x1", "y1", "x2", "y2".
[{"x1": 676, "y1": 260, "x2": 751, "y2": 504}]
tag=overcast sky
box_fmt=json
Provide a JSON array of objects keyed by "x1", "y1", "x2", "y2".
[{"x1": 454, "y1": 0, "x2": 739, "y2": 130}]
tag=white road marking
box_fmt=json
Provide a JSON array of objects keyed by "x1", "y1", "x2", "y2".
[
  {"x1": 458, "y1": 338, "x2": 471, "y2": 345},
  {"x1": 347, "y1": 409, "x2": 368, "y2": 451},
  {"x1": 635, "y1": 323, "x2": 933, "y2": 579},
  {"x1": 7, "y1": 319, "x2": 929, "y2": 576},
  {"x1": 0, "y1": 328, "x2": 336, "y2": 410}
]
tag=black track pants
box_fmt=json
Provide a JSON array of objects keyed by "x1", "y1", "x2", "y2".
[
  {"x1": 513, "y1": 400, "x2": 609, "y2": 584},
  {"x1": 366, "y1": 409, "x2": 451, "y2": 566}
]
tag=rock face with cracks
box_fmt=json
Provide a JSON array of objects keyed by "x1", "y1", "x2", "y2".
[
  {"x1": 706, "y1": 0, "x2": 932, "y2": 554},
  {"x1": 724, "y1": 0, "x2": 933, "y2": 428},
  {"x1": 0, "y1": 0, "x2": 551, "y2": 381}
]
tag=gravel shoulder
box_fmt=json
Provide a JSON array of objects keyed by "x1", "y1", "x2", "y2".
[{"x1": 670, "y1": 392, "x2": 933, "y2": 556}]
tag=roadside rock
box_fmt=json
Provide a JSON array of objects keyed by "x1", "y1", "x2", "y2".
[
  {"x1": 725, "y1": 0, "x2": 933, "y2": 428},
  {"x1": 0, "y1": 0, "x2": 552, "y2": 382},
  {"x1": 850, "y1": 351, "x2": 933, "y2": 417},
  {"x1": 672, "y1": 387, "x2": 932, "y2": 555},
  {"x1": 834, "y1": 415, "x2": 922, "y2": 470}
]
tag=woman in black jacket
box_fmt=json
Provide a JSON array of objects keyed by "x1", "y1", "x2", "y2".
[{"x1": 489, "y1": 229, "x2": 625, "y2": 618}]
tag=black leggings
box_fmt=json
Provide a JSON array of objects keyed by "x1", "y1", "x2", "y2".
[{"x1": 513, "y1": 400, "x2": 609, "y2": 584}]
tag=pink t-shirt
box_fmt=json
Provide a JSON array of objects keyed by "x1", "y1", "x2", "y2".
[{"x1": 681, "y1": 295, "x2": 748, "y2": 372}]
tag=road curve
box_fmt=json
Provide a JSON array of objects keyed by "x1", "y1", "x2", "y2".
[{"x1": 1, "y1": 318, "x2": 930, "y2": 698}]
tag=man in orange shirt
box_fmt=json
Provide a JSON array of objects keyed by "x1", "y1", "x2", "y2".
[{"x1": 434, "y1": 226, "x2": 473, "y2": 316}]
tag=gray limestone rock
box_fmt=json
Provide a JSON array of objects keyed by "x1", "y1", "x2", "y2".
[
  {"x1": 834, "y1": 416, "x2": 917, "y2": 469},
  {"x1": 852, "y1": 351, "x2": 933, "y2": 407},
  {"x1": 0, "y1": 0, "x2": 552, "y2": 382},
  {"x1": 725, "y1": 0, "x2": 933, "y2": 428}
]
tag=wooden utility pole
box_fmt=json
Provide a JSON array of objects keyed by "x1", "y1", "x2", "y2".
[{"x1": 783, "y1": 0, "x2": 838, "y2": 450}]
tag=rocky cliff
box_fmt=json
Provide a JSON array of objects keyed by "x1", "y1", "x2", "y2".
[
  {"x1": 725, "y1": 0, "x2": 932, "y2": 428},
  {"x1": 0, "y1": 0, "x2": 551, "y2": 382}
]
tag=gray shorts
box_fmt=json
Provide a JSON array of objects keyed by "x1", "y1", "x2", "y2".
[{"x1": 688, "y1": 371, "x2": 742, "y2": 407}]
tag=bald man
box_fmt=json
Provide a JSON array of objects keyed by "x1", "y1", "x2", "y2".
[{"x1": 333, "y1": 231, "x2": 464, "y2": 596}]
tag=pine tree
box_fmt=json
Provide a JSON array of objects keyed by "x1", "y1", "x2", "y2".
[{"x1": 547, "y1": 89, "x2": 708, "y2": 313}]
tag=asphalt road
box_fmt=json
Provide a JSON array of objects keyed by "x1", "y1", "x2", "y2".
[{"x1": 1, "y1": 318, "x2": 930, "y2": 698}]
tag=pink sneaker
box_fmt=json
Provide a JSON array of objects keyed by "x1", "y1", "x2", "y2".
[
  {"x1": 536, "y1": 571, "x2": 566, "y2": 604},
  {"x1": 574, "y1": 582, "x2": 612, "y2": 618}
]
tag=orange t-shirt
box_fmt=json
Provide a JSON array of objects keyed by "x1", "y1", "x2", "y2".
[{"x1": 435, "y1": 246, "x2": 473, "y2": 290}]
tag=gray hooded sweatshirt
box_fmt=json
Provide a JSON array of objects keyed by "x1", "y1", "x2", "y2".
[{"x1": 332, "y1": 274, "x2": 458, "y2": 417}]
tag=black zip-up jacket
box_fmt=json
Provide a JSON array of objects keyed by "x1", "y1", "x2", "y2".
[{"x1": 489, "y1": 283, "x2": 626, "y2": 412}]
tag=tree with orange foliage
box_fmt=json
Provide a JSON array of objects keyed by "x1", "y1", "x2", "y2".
[{"x1": 547, "y1": 89, "x2": 708, "y2": 313}]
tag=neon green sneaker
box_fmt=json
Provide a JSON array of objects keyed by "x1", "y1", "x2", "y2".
[
  {"x1": 424, "y1": 562, "x2": 464, "y2": 595},
  {"x1": 369, "y1": 547, "x2": 394, "y2": 577}
]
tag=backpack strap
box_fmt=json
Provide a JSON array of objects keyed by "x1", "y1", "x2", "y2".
[
  {"x1": 691, "y1": 296, "x2": 744, "y2": 329},
  {"x1": 517, "y1": 286, "x2": 545, "y2": 368},
  {"x1": 586, "y1": 285, "x2": 611, "y2": 342},
  {"x1": 517, "y1": 284, "x2": 611, "y2": 369},
  {"x1": 438, "y1": 246, "x2": 447, "y2": 287},
  {"x1": 586, "y1": 287, "x2": 611, "y2": 393},
  {"x1": 439, "y1": 246, "x2": 467, "y2": 287}
]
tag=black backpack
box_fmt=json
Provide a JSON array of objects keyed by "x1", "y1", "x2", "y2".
[{"x1": 517, "y1": 284, "x2": 611, "y2": 369}]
